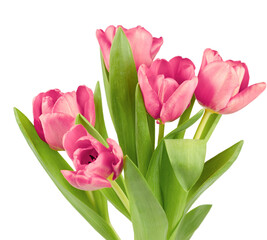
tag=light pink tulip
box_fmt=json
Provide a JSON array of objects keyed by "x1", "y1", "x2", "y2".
[
  {"x1": 138, "y1": 57, "x2": 198, "y2": 123},
  {"x1": 33, "y1": 86, "x2": 95, "y2": 150},
  {"x1": 96, "y1": 25, "x2": 163, "y2": 71},
  {"x1": 195, "y1": 48, "x2": 266, "y2": 114},
  {"x1": 61, "y1": 125, "x2": 123, "y2": 191}
]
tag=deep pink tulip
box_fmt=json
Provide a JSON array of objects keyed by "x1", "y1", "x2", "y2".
[
  {"x1": 61, "y1": 125, "x2": 123, "y2": 191},
  {"x1": 96, "y1": 25, "x2": 163, "y2": 71},
  {"x1": 195, "y1": 48, "x2": 266, "y2": 114},
  {"x1": 138, "y1": 57, "x2": 198, "y2": 123},
  {"x1": 33, "y1": 86, "x2": 95, "y2": 150}
]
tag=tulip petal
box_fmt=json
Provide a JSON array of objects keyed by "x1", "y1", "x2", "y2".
[
  {"x1": 63, "y1": 124, "x2": 91, "y2": 159},
  {"x1": 96, "y1": 26, "x2": 116, "y2": 71},
  {"x1": 196, "y1": 62, "x2": 239, "y2": 111},
  {"x1": 219, "y1": 82, "x2": 266, "y2": 114},
  {"x1": 158, "y1": 77, "x2": 179, "y2": 104},
  {"x1": 86, "y1": 152, "x2": 116, "y2": 179},
  {"x1": 53, "y1": 92, "x2": 80, "y2": 118},
  {"x1": 200, "y1": 48, "x2": 223, "y2": 71},
  {"x1": 106, "y1": 138, "x2": 124, "y2": 179},
  {"x1": 73, "y1": 147, "x2": 98, "y2": 171},
  {"x1": 151, "y1": 37, "x2": 163, "y2": 60},
  {"x1": 124, "y1": 26, "x2": 154, "y2": 69},
  {"x1": 170, "y1": 56, "x2": 196, "y2": 84},
  {"x1": 61, "y1": 170, "x2": 111, "y2": 191},
  {"x1": 150, "y1": 59, "x2": 173, "y2": 78},
  {"x1": 138, "y1": 64, "x2": 161, "y2": 119},
  {"x1": 239, "y1": 63, "x2": 250, "y2": 92},
  {"x1": 33, "y1": 89, "x2": 62, "y2": 141},
  {"x1": 76, "y1": 85, "x2": 95, "y2": 126},
  {"x1": 160, "y1": 77, "x2": 198, "y2": 123},
  {"x1": 40, "y1": 113, "x2": 75, "y2": 150}
]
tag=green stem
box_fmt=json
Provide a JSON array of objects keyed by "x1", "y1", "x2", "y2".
[
  {"x1": 157, "y1": 123, "x2": 165, "y2": 145},
  {"x1": 85, "y1": 191, "x2": 97, "y2": 209},
  {"x1": 109, "y1": 178, "x2": 130, "y2": 214},
  {"x1": 193, "y1": 109, "x2": 213, "y2": 140}
]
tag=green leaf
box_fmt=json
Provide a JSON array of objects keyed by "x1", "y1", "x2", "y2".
[
  {"x1": 75, "y1": 114, "x2": 109, "y2": 148},
  {"x1": 171, "y1": 205, "x2": 212, "y2": 240},
  {"x1": 125, "y1": 156, "x2": 168, "y2": 240},
  {"x1": 164, "y1": 139, "x2": 206, "y2": 191},
  {"x1": 175, "y1": 95, "x2": 196, "y2": 139},
  {"x1": 165, "y1": 109, "x2": 204, "y2": 140},
  {"x1": 186, "y1": 141, "x2": 243, "y2": 211},
  {"x1": 100, "y1": 52, "x2": 114, "y2": 123},
  {"x1": 146, "y1": 141, "x2": 164, "y2": 205},
  {"x1": 146, "y1": 109, "x2": 204, "y2": 204},
  {"x1": 135, "y1": 84, "x2": 154, "y2": 176},
  {"x1": 94, "y1": 81, "x2": 108, "y2": 140},
  {"x1": 109, "y1": 27, "x2": 138, "y2": 164},
  {"x1": 14, "y1": 108, "x2": 120, "y2": 240},
  {"x1": 160, "y1": 147, "x2": 188, "y2": 236}
]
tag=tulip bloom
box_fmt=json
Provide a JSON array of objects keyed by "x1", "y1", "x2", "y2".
[
  {"x1": 61, "y1": 125, "x2": 123, "y2": 191},
  {"x1": 138, "y1": 57, "x2": 198, "y2": 123},
  {"x1": 96, "y1": 25, "x2": 163, "y2": 71},
  {"x1": 195, "y1": 48, "x2": 266, "y2": 114},
  {"x1": 33, "y1": 86, "x2": 95, "y2": 150}
]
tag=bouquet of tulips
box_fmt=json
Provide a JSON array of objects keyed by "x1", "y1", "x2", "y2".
[{"x1": 14, "y1": 25, "x2": 266, "y2": 240}]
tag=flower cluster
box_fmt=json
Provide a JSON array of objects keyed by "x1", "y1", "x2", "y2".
[{"x1": 15, "y1": 24, "x2": 266, "y2": 240}]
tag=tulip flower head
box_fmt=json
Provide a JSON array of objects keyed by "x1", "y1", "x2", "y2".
[
  {"x1": 61, "y1": 125, "x2": 124, "y2": 191},
  {"x1": 33, "y1": 86, "x2": 95, "y2": 150},
  {"x1": 195, "y1": 48, "x2": 266, "y2": 114},
  {"x1": 138, "y1": 57, "x2": 198, "y2": 123},
  {"x1": 96, "y1": 25, "x2": 163, "y2": 71}
]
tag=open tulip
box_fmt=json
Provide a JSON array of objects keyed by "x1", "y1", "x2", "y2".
[
  {"x1": 61, "y1": 125, "x2": 123, "y2": 191},
  {"x1": 138, "y1": 57, "x2": 198, "y2": 123},
  {"x1": 195, "y1": 48, "x2": 266, "y2": 114},
  {"x1": 33, "y1": 86, "x2": 95, "y2": 150},
  {"x1": 96, "y1": 25, "x2": 163, "y2": 71}
]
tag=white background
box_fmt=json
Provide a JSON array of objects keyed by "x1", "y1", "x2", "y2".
[{"x1": 1, "y1": 0, "x2": 267, "y2": 239}]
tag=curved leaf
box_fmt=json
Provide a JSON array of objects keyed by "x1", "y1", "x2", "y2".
[
  {"x1": 14, "y1": 108, "x2": 120, "y2": 240},
  {"x1": 164, "y1": 139, "x2": 206, "y2": 191},
  {"x1": 125, "y1": 156, "x2": 168, "y2": 240},
  {"x1": 135, "y1": 84, "x2": 154, "y2": 176},
  {"x1": 186, "y1": 141, "x2": 243, "y2": 211},
  {"x1": 171, "y1": 205, "x2": 212, "y2": 240},
  {"x1": 94, "y1": 81, "x2": 108, "y2": 139},
  {"x1": 109, "y1": 27, "x2": 138, "y2": 164},
  {"x1": 75, "y1": 114, "x2": 109, "y2": 148}
]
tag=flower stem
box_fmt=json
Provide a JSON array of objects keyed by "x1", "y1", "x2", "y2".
[
  {"x1": 157, "y1": 123, "x2": 165, "y2": 145},
  {"x1": 193, "y1": 109, "x2": 213, "y2": 140},
  {"x1": 109, "y1": 178, "x2": 130, "y2": 214}
]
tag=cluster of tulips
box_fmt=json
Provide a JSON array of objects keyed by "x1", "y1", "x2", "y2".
[{"x1": 15, "y1": 25, "x2": 265, "y2": 240}]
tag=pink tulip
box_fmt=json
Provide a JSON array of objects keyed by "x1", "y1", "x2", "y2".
[
  {"x1": 138, "y1": 57, "x2": 198, "y2": 123},
  {"x1": 96, "y1": 25, "x2": 163, "y2": 71},
  {"x1": 61, "y1": 125, "x2": 123, "y2": 191},
  {"x1": 33, "y1": 86, "x2": 95, "y2": 150},
  {"x1": 195, "y1": 48, "x2": 266, "y2": 114}
]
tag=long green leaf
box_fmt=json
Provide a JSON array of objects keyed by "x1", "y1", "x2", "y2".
[
  {"x1": 160, "y1": 147, "x2": 188, "y2": 236},
  {"x1": 94, "y1": 81, "x2": 108, "y2": 139},
  {"x1": 109, "y1": 27, "x2": 138, "y2": 164},
  {"x1": 100, "y1": 52, "x2": 114, "y2": 123},
  {"x1": 125, "y1": 156, "x2": 168, "y2": 240},
  {"x1": 186, "y1": 141, "x2": 243, "y2": 211},
  {"x1": 171, "y1": 205, "x2": 212, "y2": 240},
  {"x1": 75, "y1": 114, "x2": 109, "y2": 148},
  {"x1": 14, "y1": 108, "x2": 120, "y2": 240},
  {"x1": 164, "y1": 139, "x2": 206, "y2": 192},
  {"x1": 165, "y1": 109, "x2": 204, "y2": 140},
  {"x1": 135, "y1": 84, "x2": 153, "y2": 176}
]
